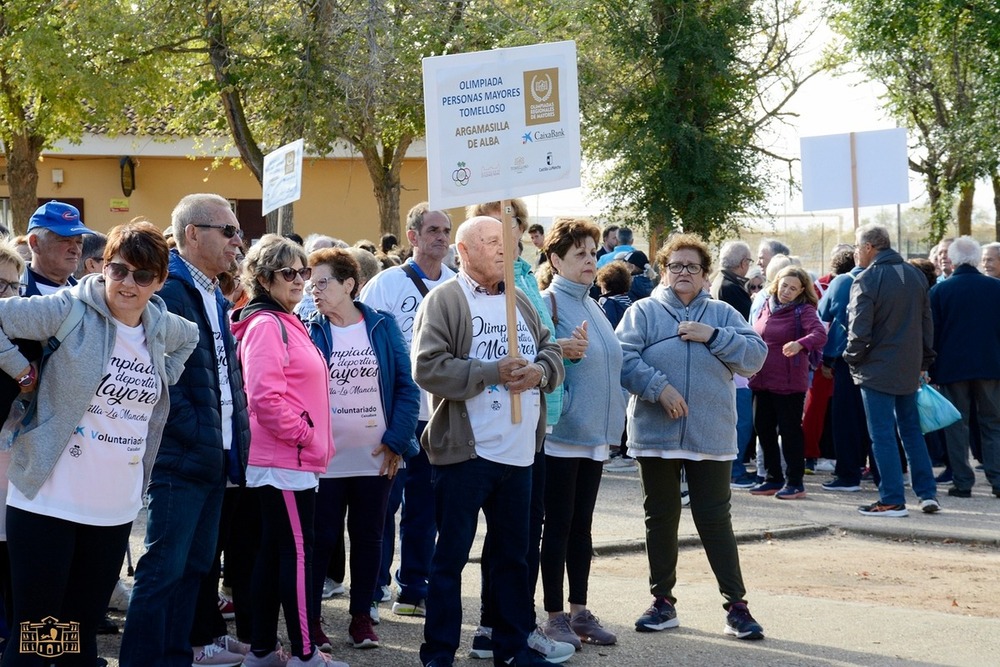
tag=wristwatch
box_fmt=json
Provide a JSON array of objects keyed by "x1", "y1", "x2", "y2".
[
  {"x1": 536, "y1": 363, "x2": 547, "y2": 388},
  {"x1": 16, "y1": 366, "x2": 36, "y2": 388}
]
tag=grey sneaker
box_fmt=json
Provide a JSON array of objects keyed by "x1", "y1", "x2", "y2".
[
  {"x1": 243, "y1": 649, "x2": 290, "y2": 667},
  {"x1": 527, "y1": 627, "x2": 575, "y2": 663},
  {"x1": 569, "y1": 609, "x2": 617, "y2": 645},
  {"x1": 539, "y1": 614, "x2": 582, "y2": 651}
]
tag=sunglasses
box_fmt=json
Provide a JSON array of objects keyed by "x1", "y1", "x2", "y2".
[
  {"x1": 276, "y1": 267, "x2": 311, "y2": 282},
  {"x1": 105, "y1": 262, "x2": 158, "y2": 287},
  {"x1": 192, "y1": 223, "x2": 244, "y2": 239}
]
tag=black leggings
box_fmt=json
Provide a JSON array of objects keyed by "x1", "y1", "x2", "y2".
[
  {"x1": 2, "y1": 507, "x2": 131, "y2": 667},
  {"x1": 540, "y1": 456, "x2": 603, "y2": 612}
]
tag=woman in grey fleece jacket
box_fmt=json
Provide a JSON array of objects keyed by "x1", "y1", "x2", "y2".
[
  {"x1": 0, "y1": 222, "x2": 197, "y2": 666},
  {"x1": 617, "y1": 234, "x2": 768, "y2": 641},
  {"x1": 538, "y1": 218, "x2": 625, "y2": 648}
]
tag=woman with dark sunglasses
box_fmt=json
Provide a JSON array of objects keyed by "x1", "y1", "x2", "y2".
[
  {"x1": 230, "y1": 235, "x2": 344, "y2": 667},
  {"x1": 0, "y1": 221, "x2": 198, "y2": 666}
]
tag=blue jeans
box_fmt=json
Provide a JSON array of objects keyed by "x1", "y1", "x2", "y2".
[
  {"x1": 377, "y1": 423, "x2": 435, "y2": 604},
  {"x1": 732, "y1": 387, "x2": 753, "y2": 479},
  {"x1": 420, "y1": 457, "x2": 533, "y2": 666},
  {"x1": 860, "y1": 387, "x2": 936, "y2": 506},
  {"x1": 119, "y1": 471, "x2": 225, "y2": 667}
]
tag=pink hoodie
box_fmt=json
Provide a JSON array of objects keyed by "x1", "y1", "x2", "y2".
[{"x1": 232, "y1": 309, "x2": 333, "y2": 472}]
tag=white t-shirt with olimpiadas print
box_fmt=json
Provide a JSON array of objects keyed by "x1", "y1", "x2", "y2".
[
  {"x1": 359, "y1": 261, "x2": 455, "y2": 421},
  {"x1": 322, "y1": 320, "x2": 387, "y2": 478},
  {"x1": 459, "y1": 278, "x2": 540, "y2": 467},
  {"x1": 8, "y1": 321, "x2": 159, "y2": 526}
]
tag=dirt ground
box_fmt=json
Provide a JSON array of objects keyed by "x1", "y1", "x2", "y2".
[
  {"x1": 611, "y1": 531, "x2": 1000, "y2": 620},
  {"x1": 95, "y1": 531, "x2": 1000, "y2": 665}
]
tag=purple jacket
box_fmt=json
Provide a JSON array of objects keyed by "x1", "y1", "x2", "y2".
[{"x1": 749, "y1": 297, "x2": 827, "y2": 394}]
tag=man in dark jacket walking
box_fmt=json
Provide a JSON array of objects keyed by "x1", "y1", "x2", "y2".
[
  {"x1": 120, "y1": 194, "x2": 251, "y2": 667},
  {"x1": 845, "y1": 223, "x2": 940, "y2": 517},
  {"x1": 930, "y1": 236, "x2": 1000, "y2": 498}
]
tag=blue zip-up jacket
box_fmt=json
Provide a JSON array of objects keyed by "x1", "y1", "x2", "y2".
[
  {"x1": 20, "y1": 266, "x2": 76, "y2": 297},
  {"x1": 543, "y1": 274, "x2": 626, "y2": 447},
  {"x1": 514, "y1": 256, "x2": 563, "y2": 427},
  {"x1": 154, "y1": 250, "x2": 251, "y2": 485},
  {"x1": 307, "y1": 301, "x2": 420, "y2": 459},
  {"x1": 617, "y1": 286, "x2": 766, "y2": 456},
  {"x1": 817, "y1": 266, "x2": 863, "y2": 365}
]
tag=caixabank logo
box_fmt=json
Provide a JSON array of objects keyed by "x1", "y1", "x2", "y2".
[{"x1": 522, "y1": 68, "x2": 560, "y2": 126}]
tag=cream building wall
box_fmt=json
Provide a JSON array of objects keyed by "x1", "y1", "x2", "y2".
[{"x1": 3, "y1": 135, "x2": 466, "y2": 244}]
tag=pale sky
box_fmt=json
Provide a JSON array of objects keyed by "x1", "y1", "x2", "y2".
[{"x1": 526, "y1": 12, "x2": 993, "y2": 230}]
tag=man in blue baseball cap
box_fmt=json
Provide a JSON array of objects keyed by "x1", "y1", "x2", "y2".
[{"x1": 23, "y1": 200, "x2": 96, "y2": 296}]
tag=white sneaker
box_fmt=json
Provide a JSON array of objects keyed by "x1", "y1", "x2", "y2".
[
  {"x1": 815, "y1": 458, "x2": 836, "y2": 473},
  {"x1": 527, "y1": 627, "x2": 575, "y2": 664},
  {"x1": 604, "y1": 457, "x2": 637, "y2": 471},
  {"x1": 322, "y1": 578, "x2": 345, "y2": 599},
  {"x1": 379, "y1": 585, "x2": 392, "y2": 602},
  {"x1": 192, "y1": 642, "x2": 244, "y2": 667},
  {"x1": 369, "y1": 601, "x2": 380, "y2": 625},
  {"x1": 108, "y1": 578, "x2": 132, "y2": 611},
  {"x1": 920, "y1": 498, "x2": 941, "y2": 514},
  {"x1": 215, "y1": 636, "x2": 250, "y2": 656},
  {"x1": 243, "y1": 649, "x2": 289, "y2": 667}
]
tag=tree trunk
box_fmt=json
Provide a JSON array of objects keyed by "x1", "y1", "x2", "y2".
[
  {"x1": 956, "y1": 181, "x2": 974, "y2": 236},
  {"x1": 992, "y1": 171, "x2": 1000, "y2": 242},
  {"x1": 6, "y1": 131, "x2": 44, "y2": 235},
  {"x1": 205, "y1": 3, "x2": 264, "y2": 183},
  {"x1": 266, "y1": 203, "x2": 295, "y2": 236},
  {"x1": 358, "y1": 136, "x2": 413, "y2": 238}
]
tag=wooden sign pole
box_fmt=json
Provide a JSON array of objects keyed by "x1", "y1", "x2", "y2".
[{"x1": 500, "y1": 199, "x2": 521, "y2": 424}]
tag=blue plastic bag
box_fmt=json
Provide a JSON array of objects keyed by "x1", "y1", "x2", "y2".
[{"x1": 915, "y1": 381, "x2": 961, "y2": 434}]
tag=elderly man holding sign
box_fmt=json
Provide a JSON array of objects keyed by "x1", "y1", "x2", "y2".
[{"x1": 412, "y1": 216, "x2": 566, "y2": 667}]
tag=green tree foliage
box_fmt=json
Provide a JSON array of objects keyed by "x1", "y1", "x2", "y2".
[
  {"x1": 0, "y1": 1, "x2": 181, "y2": 233},
  {"x1": 162, "y1": 1, "x2": 518, "y2": 236},
  {"x1": 829, "y1": 0, "x2": 1000, "y2": 241},
  {"x1": 578, "y1": 0, "x2": 818, "y2": 240}
]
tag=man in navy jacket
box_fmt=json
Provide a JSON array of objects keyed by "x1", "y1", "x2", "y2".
[
  {"x1": 930, "y1": 236, "x2": 1000, "y2": 498},
  {"x1": 120, "y1": 194, "x2": 250, "y2": 667}
]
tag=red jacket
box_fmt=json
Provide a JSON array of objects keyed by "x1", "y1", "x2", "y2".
[{"x1": 749, "y1": 298, "x2": 827, "y2": 394}]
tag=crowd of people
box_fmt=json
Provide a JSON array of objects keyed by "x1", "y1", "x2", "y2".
[{"x1": 0, "y1": 195, "x2": 995, "y2": 667}]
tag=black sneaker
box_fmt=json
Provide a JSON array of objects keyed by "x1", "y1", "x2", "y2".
[
  {"x1": 724, "y1": 602, "x2": 764, "y2": 640},
  {"x1": 635, "y1": 596, "x2": 679, "y2": 632},
  {"x1": 858, "y1": 501, "x2": 908, "y2": 517},
  {"x1": 468, "y1": 626, "x2": 492, "y2": 659},
  {"x1": 947, "y1": 487, "x2": 971, "y2": 498},
  {"x1": 822, "y1": 478, "x2": 861, "y2": 492}
]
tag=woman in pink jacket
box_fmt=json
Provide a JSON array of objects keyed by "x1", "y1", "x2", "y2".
[
  {"x1": 748, "y1": 266, "x2": 827, "y2": 500},
  {"x1": 231, "y1": 235, "x2": 343, "y2": 667}
]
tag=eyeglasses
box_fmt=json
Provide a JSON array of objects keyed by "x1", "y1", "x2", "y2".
[
  {"x1": 105, "y1": 262, "x2": 158, "y2": 287},
  {"x1": 192, "y1": 223, "x2": 244, "y2": 240},
  {"x1": 275, "y1": 267, "x2": 311, "y2": 282},
  {"x1": 666, "y1": 262, "x2": 703, "y2": 275},
  {"x1": 748, "y1": 283, "x2": 764, "y2": 292},
  {"x1": 306, "y1": 276, "x2": 342, "y2": 293},
  {"x1": 0, "y1": 279, "x2": 25, "y2": 295}
]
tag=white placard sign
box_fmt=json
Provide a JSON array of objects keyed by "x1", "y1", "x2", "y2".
[
  {"x1": 801, "y1": 128, "x2": 909, "y2": 211},
  {"x1": 422, "y1": 41, "x2": 581, "y2": 210},
  {"x1": 262, "y1": 138, "x2": 304, "y2": 215}
]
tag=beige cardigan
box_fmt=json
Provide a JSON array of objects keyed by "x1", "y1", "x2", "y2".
[{"x1": 412, "y1": 278, "x2": 564, "y2": 466}]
